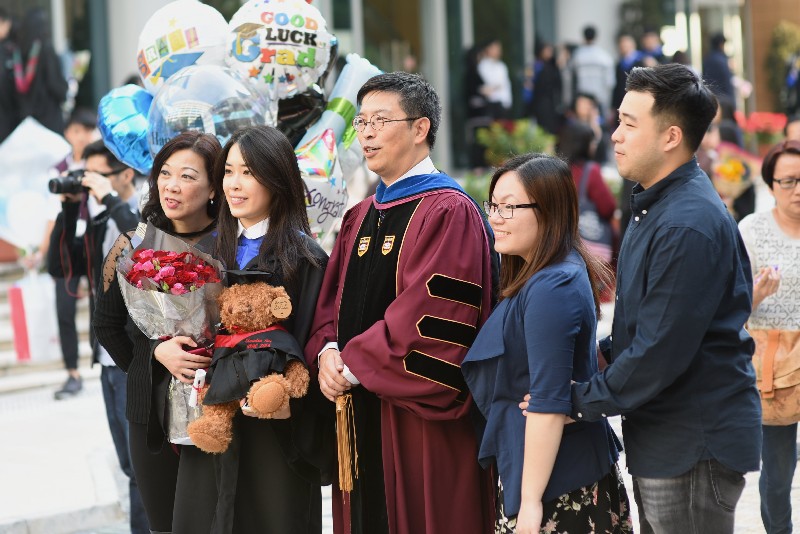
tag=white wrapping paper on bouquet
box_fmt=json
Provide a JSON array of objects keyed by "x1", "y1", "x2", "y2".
[{"x1": 116, "y1": 223, "x2": 224, "y2": 443}]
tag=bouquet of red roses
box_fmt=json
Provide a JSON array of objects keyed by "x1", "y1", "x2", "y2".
[
  {"x1": 117, "y1": 223, "x2": 224, "y2": 445},
  {"x1": 125, "y1": 249, "x2": 219, "y2": 295},
  {"x1": 116, "y1": 223, "x2": 224, "y2": 346}
]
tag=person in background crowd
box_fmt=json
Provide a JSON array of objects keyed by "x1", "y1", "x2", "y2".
[
  {"x1": 526, "y1": 40, "x2": 563, "y2": 135},
  {"x1": 640, "y1": 28, "x2": 667, "y2": 65},
  {"x1": 703, "y1": 32, "x2": 736, "y2": 112},
  {"x1": 478, "y1": 39, "x2": 513, "y2": 120},
  {"x1": 52, "y1": 139, "x2": 145, "y2": 532},
  {"x1": 568, "y1": 92, "x2": 609, "y2": 165},
  {"x1": 464, "y1": 42, "x2": 492, "y2": 170},
  {"x1": 14, "y1": 7, "x2": 67, "y2": 134},
  {"x1": 463, "y1": 153, "x2": 632, "y2": 534},
  {"x1": 784, "y1": 52, "x2": 800, "y2": 117},
  {"x1": 558, "y1": 120, "x2": 617, "y2": 263},
  {"x1": 738, "y1": 140, "x2": 800, "y2": 534},
  {"x1": 306, "y1": 71, "x2": 497, "y2": 534},
  {"x1": 613, "y1": 33, "x2": 646, "y2": 117},
  {"x1": 571, "y1": 25, "x2": 615, "y2": 122},
  {"x1": 0, "y1": 7, "x2": 19, "y2": 142},
  {"x1": 784, "y1": 114, "x2": 800, "y2": 141},
  {"x1": 36, "y1": 108, "x2": 99, "y2": 400},
  {"x1": 697, "y1": 107, "x2": 755, "y2": 223},
  {"x1": 570, "y1": 63, "x2": 761, "y2": 534},
  {"x1": 93, "y1": 132, "x2": 222, "y2": 533}
]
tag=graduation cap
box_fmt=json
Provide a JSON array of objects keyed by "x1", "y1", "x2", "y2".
[{"x1": 223, "y1": 269, "x2": 274, "y2": 287}]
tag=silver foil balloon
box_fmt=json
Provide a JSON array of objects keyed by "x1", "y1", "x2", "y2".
[{"x1": 148, "y1": 64, "x2": 275, "y2": 156}]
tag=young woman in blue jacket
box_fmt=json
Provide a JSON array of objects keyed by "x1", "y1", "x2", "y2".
[{"x1": 462, "y1": 153, "x2": 633, "y2": 533}]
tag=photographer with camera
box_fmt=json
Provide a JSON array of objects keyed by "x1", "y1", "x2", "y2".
[{"x1": 48, "y1": 138, "x2": 147, "y2": 533}]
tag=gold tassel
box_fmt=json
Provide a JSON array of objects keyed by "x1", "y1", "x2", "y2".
[{"x1": 335, "y1": 393, "x2": 358, "y2": 492}]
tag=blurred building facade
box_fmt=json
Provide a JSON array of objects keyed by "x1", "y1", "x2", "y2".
[{"x1": 3, "y1": 0, "x2": 778, "y2": 173}]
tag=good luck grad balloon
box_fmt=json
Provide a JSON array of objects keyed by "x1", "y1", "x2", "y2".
[{"x1": 226, "y1": 0, "x2": 334, "y2": 101}]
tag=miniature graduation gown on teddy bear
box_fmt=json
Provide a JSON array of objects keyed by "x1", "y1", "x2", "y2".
[{"x1": 187, "y1": 275, "x2": 310, "y2": 454}]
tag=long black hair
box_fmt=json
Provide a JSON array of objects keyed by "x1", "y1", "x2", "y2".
[
  {"x1": 213, "y1": 125, "x2": 319, "y2": 282},
  {"x1": 140, "y1": 131, "x2": 222, "y2": 232}
]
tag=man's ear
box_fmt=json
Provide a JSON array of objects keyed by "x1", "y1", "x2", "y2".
[
  {"x1": 663, "y1": 125, "x2": 683, "y2": 153},
  {"x1": 120, "y1": 168, "x2": 135, "y2": 185},
  {"x1": 413, "y1": 117, "x2": 431, "y2": 146}
]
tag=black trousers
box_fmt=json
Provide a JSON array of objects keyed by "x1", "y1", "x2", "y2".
[
  {"x1": 129, "y1": 421, "x2": 220, "y2": 533},
  {"x1": 54, "y1": 276, "x2": 81, "y2": 370}
]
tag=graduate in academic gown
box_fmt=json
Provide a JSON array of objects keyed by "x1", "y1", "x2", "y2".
[
  {"x1": 306, "y1": 72, "x2": 497, "y2": 534},
  {"x1": 206, "y1": 125, "x2": 332, "y2": 533}
]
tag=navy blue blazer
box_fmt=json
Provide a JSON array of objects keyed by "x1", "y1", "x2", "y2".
[{"x1": 462, "y1": 251, "x2": 619, "y2": 516}]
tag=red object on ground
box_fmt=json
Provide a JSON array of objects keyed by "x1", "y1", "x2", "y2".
[{"x1": 8, "y1": 285, "x2": 30, "y2": 361}]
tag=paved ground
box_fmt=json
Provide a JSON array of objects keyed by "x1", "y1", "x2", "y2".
[{"x1": 1, "y1": 359, "x2": 797, "y2": 533}]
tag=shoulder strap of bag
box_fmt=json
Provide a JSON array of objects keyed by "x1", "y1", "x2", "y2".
[
  {"x1": 762, "y1": 329, "x2": 780, "y2": 398},
  {"x1": 578, "y1": 162, "x2": 595, "y2": 201}
]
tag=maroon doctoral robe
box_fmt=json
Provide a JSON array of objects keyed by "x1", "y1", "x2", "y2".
[{"x1": 306, "y1": 174, "x2": 496, "y2": 534}]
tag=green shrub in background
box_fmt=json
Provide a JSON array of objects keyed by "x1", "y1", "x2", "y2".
[{"x1": 475, "y1": 119, "x2": 556, "y2": 168}]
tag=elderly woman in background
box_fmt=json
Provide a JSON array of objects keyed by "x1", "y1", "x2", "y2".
[{"x1": 738, "y1": 140, "x2": 800, "y2": 534}]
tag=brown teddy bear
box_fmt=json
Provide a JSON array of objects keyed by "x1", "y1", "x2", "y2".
[{"x1": 187, "y1": 282, "x2": 310, "y2": 454}]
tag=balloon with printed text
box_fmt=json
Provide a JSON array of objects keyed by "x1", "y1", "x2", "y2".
[
  {"x1": 137, "y1": 0, "x2": 228, "y2": 96},
  {"x1": 225, "y1": 0, "x2": 335, "y2": 102}
]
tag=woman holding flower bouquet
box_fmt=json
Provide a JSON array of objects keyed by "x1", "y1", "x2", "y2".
[
  {"x1": 93, "y1": 131, "x2": 224, "y2": 533},
  {"x1": 198, "y1": 125, "x2": 330, "y2": 533}
]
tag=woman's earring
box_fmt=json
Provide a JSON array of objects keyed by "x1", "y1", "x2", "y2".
[{"x1": 209, "y1": 198, "x2": 215, "y2": 206}]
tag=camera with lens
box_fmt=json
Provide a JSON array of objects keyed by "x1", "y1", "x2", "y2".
[{"x1": 48, "y1": 169, "x2": 88, "y2": 195}]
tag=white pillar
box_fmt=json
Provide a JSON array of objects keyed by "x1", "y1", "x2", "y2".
[
  {"x1": 107, "y1": 0, "x2": 171, "y2": 87},
  {"x1": 421, "y1": 0, "x2": 452, "y2": 174}
]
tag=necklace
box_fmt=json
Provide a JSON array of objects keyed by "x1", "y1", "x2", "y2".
[
  {"x1": 173, "y1": 220, "x2": 216, "y2": 239},
  {"x1": 13, "y1": 40, "x2": 41, "y2": 94}
]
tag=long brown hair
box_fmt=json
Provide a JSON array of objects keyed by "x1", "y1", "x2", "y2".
[
  {"x1": 213, "y1": 125, "x2": 319, "y2": 283},
  {"x1": 488, "y1": 153, "x2": 613, "y2": 316}
]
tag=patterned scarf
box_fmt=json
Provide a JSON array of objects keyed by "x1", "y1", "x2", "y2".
[{"x1": 13, "y1": 40, "x2": 41, "y2": 94}]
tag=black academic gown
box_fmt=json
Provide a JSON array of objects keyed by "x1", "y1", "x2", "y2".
[{"x1": 205, "y1": 234, "x2": 333, "y2": 534}]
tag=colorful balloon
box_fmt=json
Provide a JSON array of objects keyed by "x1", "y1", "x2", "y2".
[
  {"x1": 295, "y1": 128, "x2": 348, "y2": 240},
  {"x1": 295, "y1": 53, "x2": 381, "y2": 148},
  {"x1": 98, "y1": 84, "x2": 154, "y2": 175},
  {"x1": 148, "y1": 65, "x2": 274, "y2": 157},
  {"x1": 226, "y1": 0, "x2": 335, "y2": 101},
  {"x1": 137, "y1": 0, "x2": 228, "y2": 95}
]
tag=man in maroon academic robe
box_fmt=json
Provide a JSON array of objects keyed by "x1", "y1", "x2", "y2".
[{"x1": 305, "y1": 72, "x2": 497, "y2": 534}]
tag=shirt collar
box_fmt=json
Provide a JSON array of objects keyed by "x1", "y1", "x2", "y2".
[
  {"x1": 238, "y1": 218, "x2": 269, "y2": 239},
  {"x1": 385, "y1": 156, "x2": 437, "y2": 189},
  {"x1": 631, "y1": 157, "x2": 699, "y2": 213}
]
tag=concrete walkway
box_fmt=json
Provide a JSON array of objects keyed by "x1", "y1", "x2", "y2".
[{"x1": 1, "y1": 362, "x2": 798, "y2": 533}]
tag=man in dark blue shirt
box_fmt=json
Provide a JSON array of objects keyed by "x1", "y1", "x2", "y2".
[{"x1": 571, "y1": 63, "x2": 762, "y2": 533}]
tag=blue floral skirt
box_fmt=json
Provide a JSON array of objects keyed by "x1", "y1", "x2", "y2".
[{"x1": 496, "y1": 464, "x2": 635, "y2": 533}]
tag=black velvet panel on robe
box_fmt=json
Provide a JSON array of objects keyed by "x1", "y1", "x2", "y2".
[{"x1": 337, "y1": 200, "x2": 420, "y2": 534}]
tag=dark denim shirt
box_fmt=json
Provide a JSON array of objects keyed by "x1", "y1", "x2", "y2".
[{"x1": 571, "y1": 158, "x2": 762, "y2": 478}]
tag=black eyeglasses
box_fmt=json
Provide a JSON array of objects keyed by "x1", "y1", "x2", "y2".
[
  {"x1": 352, "y1": 115, "x2": 422, "y2": 132},
  {"x1": 483, "y1": 201, "x2": 539, "y2": 219},
  {"x1": 774, "y1": 177, "x2": 800, "y2": 190}
]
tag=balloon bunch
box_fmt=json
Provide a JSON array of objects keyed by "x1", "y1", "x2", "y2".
[{"x1": 97, "y1": 0, "x2": 382, "y2": 240}]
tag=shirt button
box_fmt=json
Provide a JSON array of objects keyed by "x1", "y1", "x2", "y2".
[
  {"x1": 576, "y1": 412, "x2": 583, "y2": 419},
  {"x1": 642, "y1": 209, "x2": 647, "y2": 214},
  {"x1": 601, "y1": 413, "x2": 607, "y2": 417},
  {"x1": 621, "y1": 416, "x2": 626, "y2": 421},
  {"x1": 634, "y1": 216, "x2": 640, "y2": 222}
]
